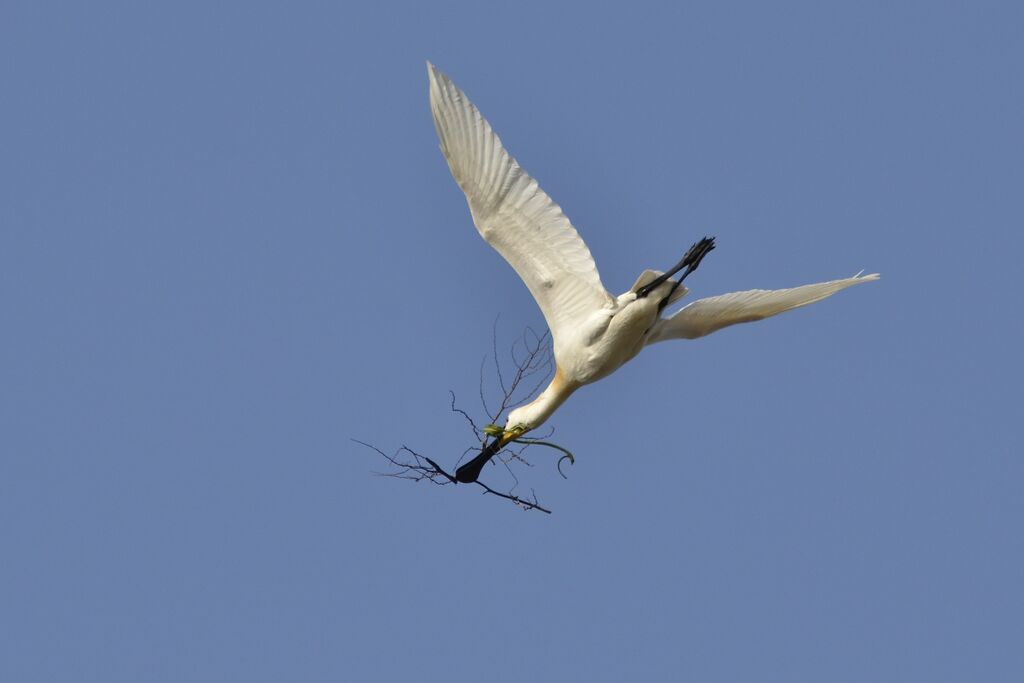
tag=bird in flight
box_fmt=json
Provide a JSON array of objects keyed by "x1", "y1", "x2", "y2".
[{"x1": 427, "y1": 62, "x2": 878, "y2": 484}]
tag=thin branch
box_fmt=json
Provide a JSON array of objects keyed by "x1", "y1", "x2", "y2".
[
  {"x1": 356, "y1": 439, "x2": 453, "y2": 486},
  {"x1": 516, "y1": 438, "x2": 576, "y2": 479},
  {"x1": 478, "y1": 355, "x2": 492, "y2": 419},
  {"x1": 449, "y1": 391, "x2": 481, "y2": 440},
  {"x1": 360, "y1": 323, "x2": 570, "y2": 515},
  {"x1": 474, "y1": 479, "x2": 551, "y2": 514},
  {"x1": 492, "y1": 315, "x2": 507, "y2": 397},
  {"x1": 355, "y1": 438, "x2": 551, "y2": 514},
  {"x1": 488, "y1": 327, "x2": 552, "y2": 424}
]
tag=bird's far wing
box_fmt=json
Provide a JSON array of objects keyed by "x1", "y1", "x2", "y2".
[
  {"x1": 428, "y1": 63, "x2": 613, "y2": 344},
  {"x1": 646, "y1": 273, "x2": 879, "y2": 343}
]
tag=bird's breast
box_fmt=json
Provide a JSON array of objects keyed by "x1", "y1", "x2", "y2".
[{"x1": 557, "y1": 298, "x2": 661, "y2": 386}]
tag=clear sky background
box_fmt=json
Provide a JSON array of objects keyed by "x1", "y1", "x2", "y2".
[{"x1": 3, "y1": 1, "x2": 1022, "y2": 681}]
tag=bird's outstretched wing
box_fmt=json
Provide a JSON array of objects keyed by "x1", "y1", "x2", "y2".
[
  {"x1": 428, "y1": 63, "x2": 613, "y2": 344},
  {"x1": 646, "y1": 273, "x2": 879, "y2": 343}
]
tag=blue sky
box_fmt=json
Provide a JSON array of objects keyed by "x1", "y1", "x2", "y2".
[{"x1": 2, "y1": 1, "x2": 1022, "y2": 680}]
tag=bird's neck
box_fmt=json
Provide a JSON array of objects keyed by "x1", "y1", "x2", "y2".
[{"x1": 517, "y1": 368, "x2": 578, "y2": 432}]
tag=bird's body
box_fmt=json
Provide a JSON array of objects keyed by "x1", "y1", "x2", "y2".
[
  {"x1": 548, "y1": 277, "x2": 674, "y2": 388},
  {"x1": 503, "y1": 277, "x2": 674, "y2": 430},
  {"x1": 426, "y1": 62, "x2": 878, "y2": 482}
]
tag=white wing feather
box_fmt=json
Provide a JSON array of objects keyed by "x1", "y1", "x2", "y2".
[
  {"x1": 427, "y1": 63, "x2": 613, "y2": 344},
  {"x1": 647, "y1": 273, "x2": 880, "y2": 343}
]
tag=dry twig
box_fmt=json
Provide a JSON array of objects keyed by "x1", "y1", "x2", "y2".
[{"x1": 358, "y1": 325, "x2": 574, "y2": 513}]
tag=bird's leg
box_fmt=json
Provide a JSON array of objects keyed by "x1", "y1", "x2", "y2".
[
  {"x1": 658, "y1": 237, "x2": 716, "y2": 311},
  {"x1": 635, "y1": 236, "x2": 716, "y2": 299}
]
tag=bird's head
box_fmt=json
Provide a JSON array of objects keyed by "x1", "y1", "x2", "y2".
[
  {"x1": 505, "y1": 404, "x2": 536, "y2": 435},
  {"x1": 474, "y1": 408, "x2": 533, "y2": 460}
]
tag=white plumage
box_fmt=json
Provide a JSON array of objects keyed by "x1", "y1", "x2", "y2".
[{"x1": 427, "y1": 62, "x2": 877, "y2": 478}]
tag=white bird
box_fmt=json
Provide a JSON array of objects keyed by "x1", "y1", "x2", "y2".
[{"x1": 427, "y1": 63, "x2": 878, "y2": 483}]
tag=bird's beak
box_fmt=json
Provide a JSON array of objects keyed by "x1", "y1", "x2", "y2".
[
  {"x1": 454, "y1": 425, "x2": 528, "y2": 484},
  {"x1": 480, "y1": 431, "x2": 515, "y2": 459},
  {"x1": 455, "y1": 431, "x2": 510, "y2": 483}
]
